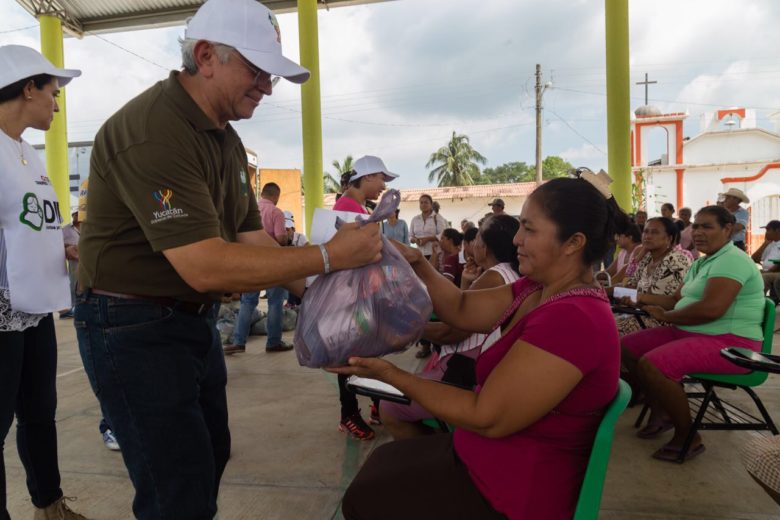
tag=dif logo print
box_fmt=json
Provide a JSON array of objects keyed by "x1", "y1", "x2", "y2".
[{"x1": 19, "y1": 192, "x2": 62, "y2": 231}]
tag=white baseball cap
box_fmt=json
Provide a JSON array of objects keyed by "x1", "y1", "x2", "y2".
[
  {"x1": 283, "y1": 210, "x2": 295, "y2": 228},
  {"x1": 351, "y1": 155, "x2": 398, "y2": 182},
  {"x1": 185, "y1": 0, "x2": 309, "y2": 84},
  {"x1": 0, "y1": 45, "x2": 81, "y2": 91}
]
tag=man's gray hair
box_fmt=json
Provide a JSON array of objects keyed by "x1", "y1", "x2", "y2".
[{"x1": 179, "y1": 38, "x2": 233, "y2": 74}]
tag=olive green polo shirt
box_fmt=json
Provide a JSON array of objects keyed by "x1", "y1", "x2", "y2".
[{"x1": 78, "y1": 71, "x2": 262, "y2": 303}]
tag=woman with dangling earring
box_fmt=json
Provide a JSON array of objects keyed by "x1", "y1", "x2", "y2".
[{"x1": 0, "y1": 45, "x2": 90, "y2": 519}]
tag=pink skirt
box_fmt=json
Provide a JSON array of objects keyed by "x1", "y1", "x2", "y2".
[{"x1": 622, "y1": 326, "x2": 762, "y2": 381}]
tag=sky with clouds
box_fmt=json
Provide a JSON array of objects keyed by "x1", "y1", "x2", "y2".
[{"x1": 1, "y1": 0, "x2": 779, "y2": 189}]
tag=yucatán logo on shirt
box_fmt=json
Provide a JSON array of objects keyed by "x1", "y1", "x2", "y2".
[
  {"x1": 151, "y1": 189, "x2": 189, "y2": 224},
  {"x1": 239, "y1": 168, "x2": 249, "y2": 197},
  {"x1": 19, "y1": 192, "x2": 62, "y2": 231}
]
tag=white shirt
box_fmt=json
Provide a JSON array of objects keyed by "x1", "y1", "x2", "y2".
[
  {"x1": 761, "y1": 240, "x2": 780, "y2": 270},
  {"x1": 409, "y1": 212, "x2": 447, "y2": 256}
]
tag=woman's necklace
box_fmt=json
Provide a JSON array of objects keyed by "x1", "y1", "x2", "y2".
[{"x1": 0, "y1": 124, "x2": 26, "y2": 166}]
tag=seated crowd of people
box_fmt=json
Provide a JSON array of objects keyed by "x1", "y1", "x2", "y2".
[{"x1": 330, "y1": 185, "x2": 778, "y2": 519}]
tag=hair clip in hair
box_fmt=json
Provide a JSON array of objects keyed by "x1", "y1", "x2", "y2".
[{"x1": 575, "y1": 167, "x2": 613, "y2": 200}]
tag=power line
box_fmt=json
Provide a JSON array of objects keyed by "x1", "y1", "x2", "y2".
[
  {"x1": 0, "y1": 24, "x2": 37, "y2": 34},
  {"x1": 547, "y1": 109, "x2": 607, "y2": 156},
  {"x1": 553, "y1": 86, "x2": 778, "y2": 111},
  {"x1": 86, "y1": 32, "x2": 172, "y2": 71}
]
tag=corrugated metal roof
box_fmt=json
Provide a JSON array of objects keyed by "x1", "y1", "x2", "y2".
[{"x1": 15, "y1": 0, "x2": 391, "y2": 36}]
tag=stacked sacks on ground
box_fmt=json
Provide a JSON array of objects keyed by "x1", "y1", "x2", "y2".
[
  {"x1": 216, "y1": 301, "x2": 267, "y2": 344},
  {"x1": 251, "y1": 308, "x2": 298, "y2": 335}
]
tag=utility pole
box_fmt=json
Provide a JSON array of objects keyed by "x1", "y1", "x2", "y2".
[{"x1": 535, "y1": 64, "x2": 543, "y2": 184}]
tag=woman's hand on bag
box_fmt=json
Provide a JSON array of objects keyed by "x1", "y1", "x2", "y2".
[
  {"x1": 327, "y1": 222, "x2": 383, "y2": 270},
  {"x1": 390, "y1": 239, "x2": 424, "y2": 266},
  {"x1": 326, "y1": 357, "x2": 399, "y2": 382}
]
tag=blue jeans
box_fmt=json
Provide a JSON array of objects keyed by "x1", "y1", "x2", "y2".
[
  {"x1": 265, "y1": 286, "x2": 288, "y2": 347},
  {"x1": 231, "y1": 292, "x2": 259, "y2": 346},
  {"x1": 75, "y1": 293, "x2": 230, "y2": 520}
]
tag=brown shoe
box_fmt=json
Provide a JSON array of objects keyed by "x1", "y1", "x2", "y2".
[
  {"x1": 266, "y1": 341, "x2": 294, "y2": 353},
  {"x1": 223, "y1": 343, "x2": 246, "y2": 355},
  {"x1": 34, "y1": 497, "x2": 89, "y2": 520}
]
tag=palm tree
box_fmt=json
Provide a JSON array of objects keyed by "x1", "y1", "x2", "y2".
[
  {"x1": 426, "y1": 132, "x2": 487, "y2": 187},
  {"x1": 324, "y1": 155, "x2": 353, "y2": 193}
]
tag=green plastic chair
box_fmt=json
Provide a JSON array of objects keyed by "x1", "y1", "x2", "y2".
[
  {"x1": 573, "y1": 379, "x2": 631, "y2": 520},
  {"x1": 672, "y1": 298, "x2": 779, "y2": 462}
]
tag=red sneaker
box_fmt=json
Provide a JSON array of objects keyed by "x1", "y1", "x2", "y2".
[
  {"x1": 339, "y1": 411, "x2": 375, "y2": 440},
  {"x1": 369, "y1": 403, "x2": 382, "y2": 425}
]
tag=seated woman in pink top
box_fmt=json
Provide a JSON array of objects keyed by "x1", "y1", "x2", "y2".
[{"x1": 331, "y1": 176, "x2": 629, "y2": 520}]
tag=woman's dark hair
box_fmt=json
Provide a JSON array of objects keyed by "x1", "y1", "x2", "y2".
[
  {"x1": 645, "y1": 217, "x2": 680, "y2": 245},
  {"x1": 0, "y1": 74, "x2": 53, "y2": 104},
  {"x1": 696, "y1": 205, "x2": 736, "y2": 228},
  {"x1": 463, "y1": 227, "x2": 479, "y2": 243},
  {"x1": 661, "y1": 202, "x2": 675, "y2": 213},
  {"x1": 441, "y1": 228, "x2": 463, "y2": 247},
  {"x1": 340, "y1": 170, "x2": 362, "y2": 192},
  {"x1": 620, "y1": 223, "x2": 642, "y2": 244},
  {"x1": 531, "y1": 177, "x2": 631, "y2": 266},
  {"x1": 480, "y1": 214, "x2": 521, "y2": 274},
  {"x1": 419, "y1": 194, "x2": 433, "y2": 204}
]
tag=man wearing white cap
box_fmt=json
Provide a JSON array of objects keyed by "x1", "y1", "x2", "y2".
[
  {"x1": 75, "y1": 1, "x2": 382, "y2": 518},
  {"x1": 0, "y1": 45, "x2": 89, "y2": 519},
  {"x1": 719, "y1": 188, "x2": 750, "y2": 251}
]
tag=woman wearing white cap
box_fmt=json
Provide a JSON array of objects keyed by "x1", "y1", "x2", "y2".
[
  {"x1": 332, "y1": 155, "x2": 398, "y2": 440},
  {"x1": 0, "y1": 45, "x2": 88, "y2": 519}
]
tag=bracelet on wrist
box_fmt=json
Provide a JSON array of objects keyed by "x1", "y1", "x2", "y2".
[{"x1": 319, "y1": 244, "x2": 331, "y2": 274}]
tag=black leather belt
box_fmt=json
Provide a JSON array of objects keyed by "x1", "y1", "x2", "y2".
[{"x1": 90, "y1": 289, "x2": 212, "y2": 316}]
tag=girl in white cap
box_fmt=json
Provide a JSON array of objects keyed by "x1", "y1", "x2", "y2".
[
  {"x1": 0, "y1": 45, "x2": 88, "y2": 520},
  {"x1": 332, "y1": 155, "x2": 398, "y2": 440}
]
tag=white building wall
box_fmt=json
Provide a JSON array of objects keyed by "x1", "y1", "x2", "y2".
[
  {"x1": 398, "y1": 196, "x2": 526, "y2": 230},
  {"x1": 685, "y1": 132, "x2": 780, "y2": 164},
  {"x1": 644, "y1": 170, "x2": 677, "y2": 216}
]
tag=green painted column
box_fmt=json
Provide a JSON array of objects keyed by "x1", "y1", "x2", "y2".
[
  {"x1": 605, "y1": 0, "x2": 631, "y2": 210},
  {"x1": 39, "y1": 15, "x2": 72, "y2": 224},
  {"x1": 297, "y1": 0, "x2": 324, "y2": 234}
]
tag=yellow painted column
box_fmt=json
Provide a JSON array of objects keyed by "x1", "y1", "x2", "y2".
[
  {"x1": 39, "y1": 15, "x2": 71, "y2": 224},
  {"x1": 605, "y1": 0, "x2": 631, "y2": 210},
  {"x1": 297, "y1": 0, "x2": 324, "y2": 234}
]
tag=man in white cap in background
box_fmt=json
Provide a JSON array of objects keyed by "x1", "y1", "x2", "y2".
[
  {"x1": 719, "y1": 188, "x2": 750, "y2": 251},
  {"x1": 75, "y1": 0, "x2": 382, "y2": 518}
]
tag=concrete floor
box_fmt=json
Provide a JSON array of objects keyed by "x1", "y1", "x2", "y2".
[{"x1": 5, "y1": 308, "x2": 780, "y2": 520}]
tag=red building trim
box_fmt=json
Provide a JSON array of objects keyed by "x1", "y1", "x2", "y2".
[
  {"x1": 721, "y1": 162, "x2": 780, "y2": 184},
  {"x1": 717, "y1": 108, "x2": 746, "y2": 121}
]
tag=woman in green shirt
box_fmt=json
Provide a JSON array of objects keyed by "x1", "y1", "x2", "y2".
[{"x1": 621, "y1": 205, "x2": 765, "y2": 462}]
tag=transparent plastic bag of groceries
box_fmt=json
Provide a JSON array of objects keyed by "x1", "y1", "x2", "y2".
[{"x1": 294, "y1": 189, "x2": 433, "y2": 368}]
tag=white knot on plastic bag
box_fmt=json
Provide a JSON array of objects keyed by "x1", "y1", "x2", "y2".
[{"x1": 294, "y1": 189, "x2": 433, "y2": 368}]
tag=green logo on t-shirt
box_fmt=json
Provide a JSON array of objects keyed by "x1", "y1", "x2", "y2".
[{"x1": 19, "y1": 192, "x2": 43, "y2": 231}]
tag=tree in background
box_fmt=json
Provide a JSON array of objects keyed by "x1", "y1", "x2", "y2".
[
  {"x1": 475, "y1": 156, "x2": 573, "y2": 184},
  {"x1": 324, "y1": 155, "x2": 353, "y2": 193},
  {"x1": 426, "y1": 132, "x2": 487, "y2": 187},
  {"x1": 475, "y1": 161, "x2": 531, "y2": 184},
  {"x1": 540, "y1": 155, "x2": 573, "y2": 179}
]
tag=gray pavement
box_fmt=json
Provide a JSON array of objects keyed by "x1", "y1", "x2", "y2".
[{"x1": 5, "y1": 309, "x2": 780, "y2": 519}]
